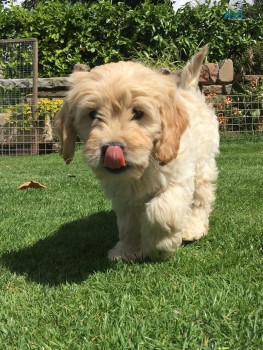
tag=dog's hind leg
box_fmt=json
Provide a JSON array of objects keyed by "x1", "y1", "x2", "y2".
[{"x1": 182, "y1": 158, "x2": 218, "y2": 241}]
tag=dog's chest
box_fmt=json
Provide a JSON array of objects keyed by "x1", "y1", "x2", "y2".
[{"x1": 101, "y1": 167, "x2": 168, "y2": 206}]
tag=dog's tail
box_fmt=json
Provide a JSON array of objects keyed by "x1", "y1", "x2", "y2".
[{"x1": 179, "y1": 44, "x2": 208, "y2": 90}]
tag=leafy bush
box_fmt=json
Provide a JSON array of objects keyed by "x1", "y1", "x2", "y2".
[
  {"x1": 5, "y1": 98, "x2": 63, "y2": 130},
  {"x1": 0, "y1": 0, "x2": 262, "y2": 77},
  {"x1": 235, "y1": 41, "x2": 263, "y2": 75}
]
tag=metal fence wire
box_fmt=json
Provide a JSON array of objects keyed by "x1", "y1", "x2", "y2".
[
  {"x1": 0, "y1": 38, "x2": 40, "y2": 156},
  {"x1": 207, "y1": 93, "x2": 263, "y2": 134},
  {"x1": 0, "y1": 38, "x2": 262, "y2": 157}
]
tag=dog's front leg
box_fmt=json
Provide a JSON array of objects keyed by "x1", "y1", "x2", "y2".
[
  {"x1": 108, "y1": 202, "x2": 143, "y2": 261},
  {"x1": 141, "y1": 185, "x2": 193, "y2": 260}
]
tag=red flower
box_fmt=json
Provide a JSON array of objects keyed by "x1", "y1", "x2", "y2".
[
  {"x1": 218, "y1": 114, "x2": 228, "y2": 125},
  {"x1": 224, "y1": 96, "x2": 232, "y2": 105}
]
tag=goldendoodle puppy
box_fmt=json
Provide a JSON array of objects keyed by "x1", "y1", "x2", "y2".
[{"x1": 55, "y1": 45, "x2": 219, "y2": 261}]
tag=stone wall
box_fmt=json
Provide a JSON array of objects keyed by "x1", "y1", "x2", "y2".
[
  {"x1": 0, "y1": 60, "x2": 262, "y2": 98},
  {"x1": 198, "y1": 59, "x2": 262, "y2": 95},
  {"x1": 199, "y1": 59, "x2": 234, "y2": 95},
  {"x1": 0, "y1": 77, "x2": 70, "y2": 98}
]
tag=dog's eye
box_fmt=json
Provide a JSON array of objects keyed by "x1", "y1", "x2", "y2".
[
  {"x1": 89, "y1": 110, "x2": 98, "y2": 120},
  {"x1": 132, "y1": 108, "x2": 144, "y2": 120}
]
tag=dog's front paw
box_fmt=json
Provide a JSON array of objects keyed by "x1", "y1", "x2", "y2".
[
  {"x1": 107, "y1": 249, "x2": 122, "y2": 261},
  {"x1": 108, "y1": 241, "x2": 143, "y2": 262},
  {"x1": 181, "y1": 229, "x2": 204, "y2": 241},
  {"x1": 182, "y1": 214, "x2": 209, "y2": 241},
  {"x1": 181, "y1": 225, "x2": 207, "y2": 241}
]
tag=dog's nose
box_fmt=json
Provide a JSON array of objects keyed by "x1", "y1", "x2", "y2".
[
  {"x1": 101, "y1": 141, "x2": 125, "y2": 157},
  {"x1": 101, "y1": 141, "x2": 126, "y2": 170}
]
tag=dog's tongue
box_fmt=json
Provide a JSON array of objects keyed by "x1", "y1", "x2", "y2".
[{"x1": 104, "y1": 146, "x2": 126, "y2": 169}]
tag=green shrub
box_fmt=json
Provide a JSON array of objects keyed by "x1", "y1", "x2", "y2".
[
  {"x1": 0, "y1": 0, "x2": 262, "y2": 76},
  {"x1": 235, "y1": 41, "x2": 263, "y2": 75}
]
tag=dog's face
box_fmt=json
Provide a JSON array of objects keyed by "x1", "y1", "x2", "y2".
[{"x1": 55, "y1": 61, "x2": 189, "y2": 180}]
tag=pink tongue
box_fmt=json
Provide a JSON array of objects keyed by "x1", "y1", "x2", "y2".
[{"x1": 104, "y1": 146, "x2": 126, "y2": 169}]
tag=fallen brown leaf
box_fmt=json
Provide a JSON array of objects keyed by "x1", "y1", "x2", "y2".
[{"x1": 17, "y1": 180, "x2": 47, "y2": 190}]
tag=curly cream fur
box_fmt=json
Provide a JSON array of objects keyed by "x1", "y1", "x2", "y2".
[{"x1": 55, "y1": 45, "x2": 219, "y2": 261}]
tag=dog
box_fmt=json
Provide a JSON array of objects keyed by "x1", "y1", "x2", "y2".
[{"x1": 55, "y1": 45, "x2": 219, "y2": 261}]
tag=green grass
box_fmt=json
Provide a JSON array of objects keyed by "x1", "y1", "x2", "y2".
[{"x1": 0, "y1": 140, "x2": 262, "y2": 350}]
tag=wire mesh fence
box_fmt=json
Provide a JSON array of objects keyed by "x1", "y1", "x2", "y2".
[
  {"x1": 0, "y1": 38, "x2": 262, "y2": 157},
  {"x1": 0, "y1": 38, "x2": 40, "y2": 156},
  {"x1": 1, "y1": 93, "x2": 262, "y2": 156},
  {"x1": 210, "y1": 93, "x2": 263, "y2": 133},
  {"x1": 1, "y1": 97, "x2": 64, "y2": 156}
]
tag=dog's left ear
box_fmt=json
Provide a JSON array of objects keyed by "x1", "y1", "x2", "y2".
[
  {"x1": 55, "y1": 99, "x2": 77, "y2": 164},
  {"x1": 154, "y1": 93, "x2": 189, "y2": 166},
  {"x1": 179, "y1": 44, "x2": 208, "y2": 90},
  {"x1": 154, "y1": 45, "x2": 208, "y2": 165}
]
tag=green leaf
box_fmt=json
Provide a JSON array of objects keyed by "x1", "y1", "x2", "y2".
[
  {"x1": 232, "y1": 82, "x2": 249, "y2": 94},
  {"x1": 251, "y1": 109, "x2": 261, "y2": 118}
]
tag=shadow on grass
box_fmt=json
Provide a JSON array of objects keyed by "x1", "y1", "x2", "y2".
[{"x1": 1, "y1": 211, "x2": 118, "y2": 286}]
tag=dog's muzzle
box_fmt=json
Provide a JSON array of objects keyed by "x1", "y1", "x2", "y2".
[{"x1": 101, "y1": 142, "x2": 127, "y2": 173}]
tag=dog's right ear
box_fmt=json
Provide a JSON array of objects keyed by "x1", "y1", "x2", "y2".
[
  {"x1": 55, "y1": 99, "x2": 77, "y2": 164},
  {"x1": 55, "y1": 71, "x2": 90, "y2": 164}
]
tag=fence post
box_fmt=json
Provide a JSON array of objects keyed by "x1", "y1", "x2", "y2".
[{"x1": 32, "y1": 38, "x2": 39, "y2": 155}]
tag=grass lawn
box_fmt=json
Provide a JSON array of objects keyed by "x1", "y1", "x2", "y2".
[{"x1": 0, "y1": 139, "x2": 262, "y2": 350}]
